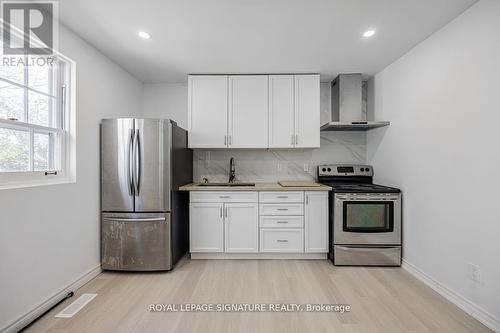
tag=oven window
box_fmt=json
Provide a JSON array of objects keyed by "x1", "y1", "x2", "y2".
[{"x1": 343, "y1": 201, "x2": 394, "y2": 233}]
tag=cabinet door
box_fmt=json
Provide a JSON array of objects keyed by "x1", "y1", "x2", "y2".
[
  {"x1": 224, "y1": 203, "x2": 259, "y2": 253},
  {"x1": 304, "y1": 192, "x2": 328, "y2": 252},
  {"x1": 190, "y1": 202, "x2": 224, "y2": 252},
  {"x1": 269, "y1": 75, "x2": 295, "y2": 148},
  {"x1": 294, "y1": 75, "x2": 320, "y2": 148},
  {"x1": 188, "y1": 75, "x2": 228, "y2": 148},
  {"x1": 228, "y1": 76, "x2": 268, "y2": 148}
]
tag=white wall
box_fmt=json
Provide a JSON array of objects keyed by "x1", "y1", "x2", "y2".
[
  {"x1": 0, "y1": 26, "x2": 143, "y2": 330},
  {"x1": 142, "y1": 83, "x2": 188, "y2": 128},
  {"x1": 367, "y1": 0, "x2": 500, "y2": 328}
]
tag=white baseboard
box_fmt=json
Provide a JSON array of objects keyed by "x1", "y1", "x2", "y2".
[
  {"x1": 402, "y1": 259, "x2": 500, "y2": 333},
  {"x1": 1, "y1": 264, "x2": 102, "y2": 333},
  {"x1": 191, "y1": 253, "x2": 327, "y2": 260}
]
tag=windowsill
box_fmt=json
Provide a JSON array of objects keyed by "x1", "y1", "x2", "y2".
[{"x1": 0, "y1": 177, "x2": 76, "y2": 190}]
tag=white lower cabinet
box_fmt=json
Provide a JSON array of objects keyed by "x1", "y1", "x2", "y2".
[
  {"x1": 260, "y1": 229, "x2": 304, "y2": 253},
  {"x1": 225, "y1": 203, "x2": 259, "y2": 253},
  {"x1": 190, "y1": 202, "x2": 224, "y2": 252},
  {"x1": 259, "y1": 215, "x2": 304, "y2": 228},
  {"x1": 189, "y1": 192, "x2": 258, "y2": 253},
  {"x1": 304, "y1": 192, "x2": 329, "y2": 253},
  {"x1": 189, "y1": 191, "x2": 328, "y2": 256}
]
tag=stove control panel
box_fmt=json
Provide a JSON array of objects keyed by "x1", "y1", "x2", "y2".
[{"x1": 317, "y1": 164, "x2": 373, "y2": 177}]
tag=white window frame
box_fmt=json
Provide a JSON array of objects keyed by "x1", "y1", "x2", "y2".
[{"x1": 0, "y1": 53, "x2": 76, "y2": 190}]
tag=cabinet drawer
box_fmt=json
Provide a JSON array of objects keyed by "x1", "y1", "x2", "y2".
[
  {"x1": 259, "y1": 192, "x2": 304, "y2": 203},
  {"x1": 190, "y1": 192, "x2": 258, "y2": 203},
  {"x1": 260, "y1": 229, "x2": 304, "y2": 252},
  {"x1": 259, "y1": 203, "x2": 303, "y2": 215},
  {"x1": 260, "y1": 216, "x2": 304, "y2": 228}
]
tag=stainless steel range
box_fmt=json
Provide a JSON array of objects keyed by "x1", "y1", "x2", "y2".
[{"x1": 317, "y1": 164, "x2": 402, "y2": 266}]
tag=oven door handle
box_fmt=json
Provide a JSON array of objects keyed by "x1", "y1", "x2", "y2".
[
  {"x1": 343, "y1": 228, "x2": 395, "y2": 233},
  {"x1": 336, "y1": 197, "x2": 400, "y2": 201}
]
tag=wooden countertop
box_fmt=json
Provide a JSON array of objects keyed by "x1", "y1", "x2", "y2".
[{"x1": 179, "y1": 182, "x2": 331, "y2": 191}]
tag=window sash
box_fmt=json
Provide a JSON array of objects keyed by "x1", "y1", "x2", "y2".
[
  {"x1": 0, "y1": 118, "x2": 63, "y2": 173},
  {"x1": 0, "y1": 56, "x2": 67, "y2": 174},
  {"x1": 0, "y1": 55, "x2": 59, "y2": 128},
  {"x1": 0, "y1": 69, "x2": 56, "y2": 98}
]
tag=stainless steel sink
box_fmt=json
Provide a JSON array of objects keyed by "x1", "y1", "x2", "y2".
[{"x1": 198, "y1": 182, "x2": 255, "y2": 187}]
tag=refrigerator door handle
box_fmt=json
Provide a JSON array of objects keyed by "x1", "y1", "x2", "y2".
[
  {"x1": 127, "y1": 129, "x2": 135, "y2": 196},
  {"x1": 133, "y1": 129, "x2": 141, "y2": 196},
  {"x1": 103, "y1": 217, "x2": 166, "y2": 222}
]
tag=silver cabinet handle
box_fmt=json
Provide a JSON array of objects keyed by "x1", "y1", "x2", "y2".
[
  {"x1": 291, "y1": 135, "x2": 294, "y2": 145},
  {"x1": 127, "y1": 129, "x2": 134, "y2": 195},
  {"x1": 224, "y1": 135, "x2": 227, "y2": 146},
  {"x1": 229, "y1": 135, "x2": 232, "y2": 146},
  {"x1": 277, "y1": 208, "x2": 289, "y2": 211},
  {"x1": 103, "y1": 217, "x2": 166, "y2": 222},
  {"x1": 133, "y1": 129, "x2": 141, "y2": 196},
  {"x1": 277, "y1": 239, "x2": 288, "y2": 243},
  {"x1": 276, "y1": 221, "x2": 288, "y2": 224},
  {"x1": 219, "y1": 196, "x2": 231, "y2": 199},
  {"x1": 306, "y1": 195, "x2": 309, "y2": 205},
  {"x1": 277, "y1": 196, "x2": 288, "y2": 198},
  {"x1": 295, "y1": 134, "x2": 298, "y2": 145},
  {"x1": 220, "y1": 206, "x2": 223, "y2": 218},
  {"x1": 224, "y1": 207, "x2": 228, "y2": 218}
]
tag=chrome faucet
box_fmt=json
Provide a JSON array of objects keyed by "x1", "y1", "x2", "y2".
[{"x1": 229, "y1": 157, "x2": 236, "y2": 183}]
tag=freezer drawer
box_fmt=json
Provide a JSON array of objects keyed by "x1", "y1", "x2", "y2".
[
  {"x1": 333, "y1": 245, "x2": 401, "y2": 266},
  {"x1": 101, "y1": 212, "x2": 171, "y2": 271}
]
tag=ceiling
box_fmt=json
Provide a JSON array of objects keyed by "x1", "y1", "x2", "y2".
[{"x1": 58, "y1": 0, "x2": 477, "y2": 83}]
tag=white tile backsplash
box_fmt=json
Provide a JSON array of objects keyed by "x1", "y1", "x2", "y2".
[{"x1": 194, "y1": 132, "x2": 366, "y2": 182}]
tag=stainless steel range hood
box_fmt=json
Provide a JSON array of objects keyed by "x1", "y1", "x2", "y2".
[{"x1": 320, "y1": 73, "x2": 390, "y2": 131}]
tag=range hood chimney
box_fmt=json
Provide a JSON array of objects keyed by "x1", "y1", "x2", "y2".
[{"x1": 320, "y1": 73, "x2": 390, "y2": 131}]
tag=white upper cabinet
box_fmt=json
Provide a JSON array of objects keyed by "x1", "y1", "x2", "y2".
[
  {"x1": 228, "y1": 76, "x2": 268, "y2": 148},
  {"x1": 188, "y1": 75, "x2": 228, "y2": 148},
  {"x1": 268, "y1": 75, "x2": 295, "y2": 148},
  {"x1": 294, "y1": 75, "x2": 320, "y2": 148},
  {"x1": 188, "y1": 74, "x2": 320, "y2": 149},
  {"x1": 269, "y1": 74, "x2": 321, "y2": 148}
]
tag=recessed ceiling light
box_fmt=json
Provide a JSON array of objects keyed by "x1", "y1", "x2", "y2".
[
  {"x1": 138, "y1": 31, "x2": 152, "y2": 40},
  {"x1": 363, "y1": 30, "x2": 376, "y2": 38}
]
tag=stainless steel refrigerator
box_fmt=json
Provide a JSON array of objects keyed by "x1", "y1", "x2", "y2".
[{"x1": 100, "y1": 118, "x2": 192, "y2": 271}]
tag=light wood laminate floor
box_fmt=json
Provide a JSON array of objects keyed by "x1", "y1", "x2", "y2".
[{"x1": 25, "y1": 259, "x2": 492, "y2": 333}]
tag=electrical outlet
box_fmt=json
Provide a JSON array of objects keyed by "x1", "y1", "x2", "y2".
[
  {"x1": 468, "y1": 263, "x2": 481, "y2": 283},
  {"x1": 303, "y1": 163, "x2": 309, "y2": 172}
]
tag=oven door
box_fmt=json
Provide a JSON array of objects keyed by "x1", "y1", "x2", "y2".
[{"x1": 333, "y1": 193, "x2": 401, "y2": 245}]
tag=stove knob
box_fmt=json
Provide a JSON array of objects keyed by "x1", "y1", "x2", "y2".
[
  {"x1": 322, "y1": 168, "x2": 326, "y2": 172},
  {"x1": 360, "y1": 168, "x2": 365, "y2": 172},
  {"x1": 365, "y1": 168, "x2": 370, "y2": 172},
  {"x1": 327, "y1": 168, "x2": 331, "y2": 172}
]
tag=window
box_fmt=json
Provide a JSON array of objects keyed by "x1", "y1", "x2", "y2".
[{"x1": 0, "y1": 51, "x2": 74, "y2": 188}]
